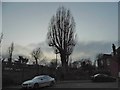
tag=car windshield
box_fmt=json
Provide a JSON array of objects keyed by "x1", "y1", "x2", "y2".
[
  {"x1": 32, "y1": 76, "x2": 43, "y2": 80},
  {"x1": 94, "y1": 74, "x2": 100, "y2": 77},
  {"x1": 32, "y1": 75, "x2": 50, "y2": 80},
  {"x1": 94, "y1": 74, "x2": 108, "y2": 77}
]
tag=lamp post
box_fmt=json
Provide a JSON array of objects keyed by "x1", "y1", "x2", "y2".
[
  {"x1": 54, "y1": 49, "x2": 59, "y2": 80},
  {"x1": 55, "y1": 49, "x2": 59, "y2": 69}
]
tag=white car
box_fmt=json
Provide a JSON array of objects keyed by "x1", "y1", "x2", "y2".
[{"x1": 22, "y1": 75, "x2": 55, "y2": 88}]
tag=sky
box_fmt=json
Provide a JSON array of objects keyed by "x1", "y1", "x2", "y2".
[
  {"x1": 1, "y1": 0, "x2": 120, "y2": 2},
  {"x1": 2, "y1": 2, "x2": 118, "y2": 63}
]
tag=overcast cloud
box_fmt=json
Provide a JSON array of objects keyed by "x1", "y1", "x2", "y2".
[{"x1": 2, "y1": 41, "x2": 118, "y2": 63}]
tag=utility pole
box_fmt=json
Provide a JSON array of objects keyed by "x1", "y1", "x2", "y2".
[
  {"x1": 55, "y1": 49, "x2": 59, "y2": 80},
  {"x1": 55, "y1": 49, "x2": 59, "y2": 69},
  {"x1": 56, "y1": 52, "x2": 57, "y2": 68}
]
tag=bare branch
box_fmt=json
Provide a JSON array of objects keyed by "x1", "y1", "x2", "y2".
[{"x1": 31, "y1": 47, "x2": 43, "y2": 65}]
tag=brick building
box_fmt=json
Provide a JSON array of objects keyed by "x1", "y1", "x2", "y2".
[{"x1": 97, "y1": 44, "x2": 120, "y2": 77}]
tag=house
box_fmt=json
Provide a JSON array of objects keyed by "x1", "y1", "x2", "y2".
[
  {"x1": 109, "y1": 44, "x2": 120, "y2": 77},
  {"x1": 108, "y1": 55, "x2": 119, "y2": 77},
  {"x1": 97, "y1": 44, "x2": 120, "y2": 77}
]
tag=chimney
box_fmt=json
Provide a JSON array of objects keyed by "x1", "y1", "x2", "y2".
[{"x1": 112, "y1": 44, "x2": 116, "y2": 56}]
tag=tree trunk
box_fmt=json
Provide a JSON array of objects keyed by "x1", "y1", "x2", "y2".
[
  {"x1": 8, "y1": 58, "x2": 12, "y2": 65},
  {"x1": 35, "y1": 58, "x2": 39, "y2": 75},
  {"x1": 35, "y1": 65, "x2": 39, "y2": 75},
  {"x1": 35, "y1": 58, "x2": 38, "y2": 65},
  {"x1": 60, "y1": 53, "x2": 68, "y2": 79}
]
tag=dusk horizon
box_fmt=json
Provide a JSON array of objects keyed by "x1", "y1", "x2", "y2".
[{"x1": 2, "y1": 2, "x2": 118, "y2": 63}]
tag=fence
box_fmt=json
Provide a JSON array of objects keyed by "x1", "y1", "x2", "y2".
[
  {"x1": 2, "y1": 63, "x2": 56, "y2": 86},
  {"x1": 2, "y1": 62, "x2": 99, "y2": 87}
]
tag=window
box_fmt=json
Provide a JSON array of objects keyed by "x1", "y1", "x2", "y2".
[{"x1": 107, "y1": 59, "x2": 110, "y2": 66}]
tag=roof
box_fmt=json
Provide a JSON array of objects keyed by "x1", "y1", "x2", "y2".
[
  {"x1": 117, "y1": 47, "x2": 120, "y2": 54},
  {"x1": 102, "y1": 54, "x2": 112, "y2": 59}
]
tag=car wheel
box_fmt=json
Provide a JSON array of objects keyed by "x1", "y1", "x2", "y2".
[
  {"x1": 34, "y1": 83, "x2": 39, "y2": 88},
  {"x1": 50, "y1": 81, "x2": 54, "y2": 86}
]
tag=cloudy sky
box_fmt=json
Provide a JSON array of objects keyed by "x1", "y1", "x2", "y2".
[{"x1": 2, "y1": 2, "x2": 118, "y2": 62}]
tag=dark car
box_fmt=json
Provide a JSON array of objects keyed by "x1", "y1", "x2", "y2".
[{"x1": 91, "y1": 74, "x2": 116, "y2": 82}]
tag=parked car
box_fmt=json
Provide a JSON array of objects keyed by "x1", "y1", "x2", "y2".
[
  {"x1": 91, "y1": 74, "x2": 116, "y2": 82},
  {"x1": 22, "y1": 75, "x2": 55, "y2": 89}
]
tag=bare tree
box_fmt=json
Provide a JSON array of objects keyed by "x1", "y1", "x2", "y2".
[
  {"x1": 8, "y1": 42, "x2": 14, "y2": 64},
  {"x1": 17, "y1": 55, "x2": 29, "y2": 65},
  {"x1": 72, "y1": 60, "x2": 81, "y2": 68},
  {"x1": 49, "y1": 59, "x2": 57, "y2": 68},
  {"x1": 0, "y1": 33, "x2": 3, "y2": 46},
  {"x1": 31, "y1": 47, "x2": 42, "y2": 65},
  {"x1": 31, "y1": 47, "x2": 43, "y2": 75},
  {"x1": 96, "y1": 53, "x2": 104, "y2": 68},
  {"x1": 47, "y1": 6, "x2": 76, "y2": 72},
  {"x1": 0, "y1": 33, "x2": 3, "y2": 60}
]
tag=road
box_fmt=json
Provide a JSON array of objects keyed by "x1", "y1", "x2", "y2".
[
  {"x1": 2, "y1": 80, "x2": 119, "y2": 90},
  {"x1": 52, "y1": 80, "x2": 118, "y2": 88}
]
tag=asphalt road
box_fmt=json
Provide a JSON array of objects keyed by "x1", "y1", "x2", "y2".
[{"x1": 2, "y1": 80, "x2": 119, "y2": 90}]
